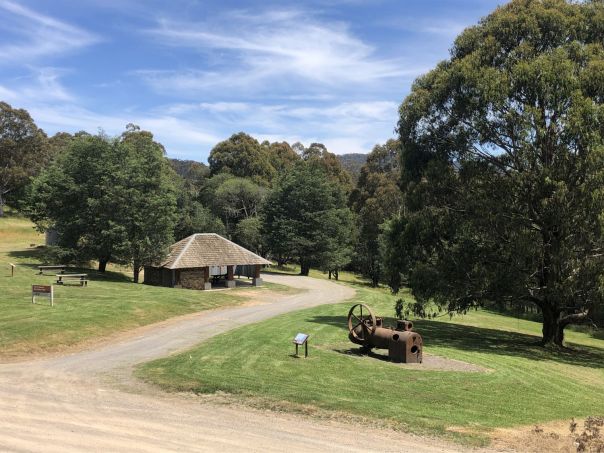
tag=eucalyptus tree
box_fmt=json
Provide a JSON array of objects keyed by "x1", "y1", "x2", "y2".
[
  {"x1": 388, "y1": 0, "x2": 604, "y2": 346},
  {"x1": 0, "y1": 102, "x2": 48, "y2": 216}
]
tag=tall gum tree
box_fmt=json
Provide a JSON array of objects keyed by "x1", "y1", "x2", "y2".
[
  {"x1": 0, "y1": 102, "x2": 48, "y2": 217},
  {"x1": 393, "y1": 0, "x2": 604, "y2": 346}
]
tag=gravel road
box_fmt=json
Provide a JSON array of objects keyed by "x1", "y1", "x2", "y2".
[{"x1": 0, "y1": 274, "x2": 478, "y2": 453}]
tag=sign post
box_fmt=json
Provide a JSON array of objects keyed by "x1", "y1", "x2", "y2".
[
  {"x1": 292, "y1": 333, "x2": 309, "y2": 358},
  {"x1": 8, "y1": 263, "x2": 15, "y2": 277},
  {"x1": 32, "y1": 285, "x2": 53, "y2": 307}
]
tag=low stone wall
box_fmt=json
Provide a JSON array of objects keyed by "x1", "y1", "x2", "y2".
[{"x1": 180, "y1": 268, "x2": 206, "y2": 290}]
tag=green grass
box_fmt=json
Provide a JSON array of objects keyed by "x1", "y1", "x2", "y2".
[
  {"x1": 267, "y1": 262, "x2": 367, "y2": 285},
  {"x1": 137, "y1": 285, "x2": 604, "y2": 445},
  {"x1": 0, "y1": 214, "x2": 285, "y2": 358}
]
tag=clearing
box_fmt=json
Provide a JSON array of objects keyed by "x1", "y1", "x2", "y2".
[
  {"x1": 138, "y1": 284, "x2": 604, "y2": 447},
  {"x1": 0, "y1": 214, "x2": 292, "y2": 359}
]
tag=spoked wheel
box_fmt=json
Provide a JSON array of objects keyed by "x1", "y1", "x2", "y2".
[{"x1": 347, "y1": 303, "x2": 377, "y2": 343}]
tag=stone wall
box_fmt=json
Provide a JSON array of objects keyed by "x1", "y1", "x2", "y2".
[
  {"x1": 180, "y1": 268, "x2": 206, "y2": 290},
  {"x1": 144, "y1": 267, "x2": 173, "y2": 287}
]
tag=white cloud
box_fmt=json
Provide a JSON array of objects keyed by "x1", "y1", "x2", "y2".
[
  {"x1": 0, "y1": 0, "x2": 99, "y2": 63},
  {"x1": 28, "y1": 103, "x2": 220, "y2": 150},
  {"x1": 140, "y1": 8, "x2": 421, "y2": 96},
  {"x1": 0, "y1": 68, "x2": 74, "y2": 103}
]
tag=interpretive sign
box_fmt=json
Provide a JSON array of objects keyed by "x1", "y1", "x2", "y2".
[
  {"x1": 32, "y1": 285, "x2": 53, "y2": 306},
  {"x1": 293, "y1": 333, "x2": 309, "y2": 345},
  {"x1": 292, "y1": 333, "x2": 309, "y2": 358}
]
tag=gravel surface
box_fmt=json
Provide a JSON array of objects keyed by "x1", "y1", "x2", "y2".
[{"x1": 0, "y1": 274, "x2": 489, "y2": 453}]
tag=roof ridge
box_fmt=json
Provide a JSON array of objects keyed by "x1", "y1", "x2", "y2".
[{"x1": 170, "y1": 234, "x2": 197, "y2": 269}]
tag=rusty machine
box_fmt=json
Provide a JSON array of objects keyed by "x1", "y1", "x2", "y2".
[{"x1": 347, "y1": 304, "x2": 423, "y2": 363}]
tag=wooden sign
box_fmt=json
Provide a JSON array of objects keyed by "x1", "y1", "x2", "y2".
[{"x1": 32, "y1": 285, "x2": 53, "y2": 306}]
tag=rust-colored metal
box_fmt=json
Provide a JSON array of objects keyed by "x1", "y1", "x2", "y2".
[{"x1": 347, "y1": 304, "x2": 423, "y2": 363}]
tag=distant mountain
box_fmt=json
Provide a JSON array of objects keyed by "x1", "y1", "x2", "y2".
[
  {"x1": 337, "y1": 153, "x2": 367, "y2": 182},
  {"x1": 169, "y1": 159, "x2": 210, "y2": 180}
]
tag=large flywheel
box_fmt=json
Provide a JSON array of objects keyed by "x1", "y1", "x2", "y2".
[{"x1": 347, "y1": 303, "x2": 376, "y2": 343}]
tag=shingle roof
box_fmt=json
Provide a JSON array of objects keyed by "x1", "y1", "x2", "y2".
[{"x1": 159, "y1": 233, "x2": 271, "y2": 269}]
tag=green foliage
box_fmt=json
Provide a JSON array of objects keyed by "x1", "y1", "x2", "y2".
[
  {"x1": 390, "y1": 0, "x2": 604, "y2": 346},
  {"x1": 350, "y1": 139, "x2": 402, "y2": 286},
  {"x1": 300, "y1": 142, "x2": 354, "y2": 193},
  {"x1": 0, "y1": 102, "x2": 48, "y2": 217},
  {"x1": 337, "y1": 153, "x2": 367, "y2": 182},
  {"x1": 214, "y1": 177, "x2": 266, "y2": 225},
  {"x1": 263, "y1": 162, "x2": 354, "y2": 275},
  {"x1": 119, "y1": 126, "x2": 179, "y2": 282},
  {"x1": 27, "y1": 127, "x2": 178, "y2": 279},
  {"x1": 394, "y1": 298, "x2": 404, "y2": 319},
  {"x1": 174, "y1": 200, "x2": 226, "y2": 240},
  {"x1": 262, "y1": 140, "x2": 300, "y2": 173},
  {"x1": 234, "y1": 216, "x2": 263, "y2": 254},
  {"x1": 208, "y1": 132, "x2": 276, "y2": 185}
]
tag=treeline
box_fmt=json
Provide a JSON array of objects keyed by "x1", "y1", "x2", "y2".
[{"x1": 0, "y1": 101, "x2": 402, "y2": 284}]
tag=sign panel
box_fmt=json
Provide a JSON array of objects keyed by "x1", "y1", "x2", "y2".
[
  {"x1": 293, "y1": 333, "x2": 309, "y2": 345},
  {"x1": 32, "y1": 285, "x2": 53, "y2": 306}
]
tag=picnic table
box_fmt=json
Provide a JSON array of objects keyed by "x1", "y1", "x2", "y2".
[
  {"x1": 56, "y1": 273, "x2": 88, "y2": 286},
  {"x1": 39, "y1": 265, "x2": 67, "y2": 275}
]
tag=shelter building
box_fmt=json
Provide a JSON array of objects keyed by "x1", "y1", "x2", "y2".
[{"x1": 144, "y1": 233, "x2": 270, "y2": 290}]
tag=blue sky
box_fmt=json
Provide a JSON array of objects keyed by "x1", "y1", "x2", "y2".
[{"x1": 0, "y1": 0, "x2": 502, "y2": 162}]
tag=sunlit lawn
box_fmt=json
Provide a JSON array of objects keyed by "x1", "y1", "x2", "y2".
[
  {"x1": 138, "y1": 285, "x2": 604, "y2": 446},
  {"x1": 0, "y1": 213, "x2": 284, "y2": 358}
]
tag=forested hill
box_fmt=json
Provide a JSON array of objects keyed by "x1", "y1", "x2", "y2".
[
  {"x1": 170, "y1": 155, "x2": 366, "y2": 182},
  {"x1": 169, "y1": 159, "x2": 210, "y2": 180},
  {"x1": 337, "y1": 153, "x2": 367, "y2": 182}
]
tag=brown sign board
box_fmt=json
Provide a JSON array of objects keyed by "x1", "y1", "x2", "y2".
[
  {"x1": 32, "y1": 285, "x2": 52, "y2": 294},
  {"x1": 32, "y1": 285, "x2": 53, "y2": 306}
]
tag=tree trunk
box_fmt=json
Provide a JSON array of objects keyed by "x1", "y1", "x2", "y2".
[
  {"x1": 371, "y1": 275, "x2": 379, "y2": 287},
  {"x1": 300, "y1": 261, "x2": 310, "y2": 276},
  {"x1": 0, "y1": 193, "x2": 4, "y2": 218},
  {"x1": 328, "y1": 270, "x2": 332, "y2": 279},
  {"x1": 133, "y1": 262, "x2": 140, "y2": 283},
  {"x1": 334, "y1": 269, "x2": 339, "y2": 281},
  {"x1": 98, "y1": 259, "x2": 108, "y2": 272},
  {"x1": 541, "y1": 305, "x2": 565, "y2": 347}
]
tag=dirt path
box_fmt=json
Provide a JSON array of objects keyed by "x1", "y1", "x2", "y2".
[{"x1": 0, "y1": 274, "x2": 480, "y2": 452}]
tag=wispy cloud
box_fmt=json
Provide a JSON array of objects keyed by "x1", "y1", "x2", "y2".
[
  {"x1": 153, "y1": 100, "x2": 398, "y2": 155},
  {"x1": 1, "y1": 68, "x2": 74, "y2": 103},
  {"x1": 28, "y1": 102, "x2": 221, "y2": 154},
  {"x1": 0, "y1": 0, "x2": 99, "y2": 62},
  {"x1": 140, "y1": 8, "x2": 421, "y2": 96}
]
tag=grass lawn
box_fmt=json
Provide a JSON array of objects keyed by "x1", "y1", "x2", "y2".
[
  {"x1": 266, "y1": 262, "x2": 366, "y2": 285},
  {"x1": 137, "y1": 284, "x2": 604, "y2": 446},
  {"x1": 0, "y1": 213, "x2": 290, "y2": 359}
]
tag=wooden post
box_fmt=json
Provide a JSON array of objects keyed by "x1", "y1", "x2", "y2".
[
  {"x1": 252, "y1": 264, "x2": 263, "y2": 287},
  {"x1": 9, "y1": 263, "x2": 15, "y2": 277},
  {"x1": 226, "y1": 265, "x2": 235, "y2": 288},
  {"x1": 203, "y1": 266, "x2": 211, "y2": 290}
]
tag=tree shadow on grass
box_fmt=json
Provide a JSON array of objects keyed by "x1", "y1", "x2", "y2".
[
  {"x1": 307, "y1": 315, "x2": 604, "y2": 369},
  {"x1": 6, "y1": 249, "x2": 131, "y2": 283}
]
